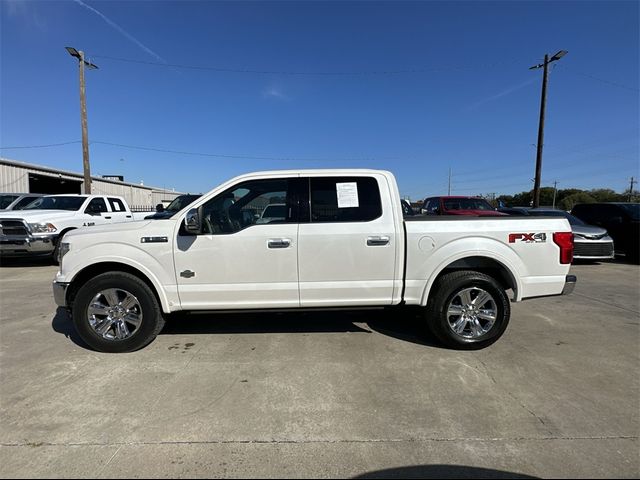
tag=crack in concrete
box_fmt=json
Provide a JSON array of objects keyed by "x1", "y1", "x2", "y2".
[
  {"x1": 475, "y1": 357, "x2": 554, "y2": 436},
  {"x1": 572, "y1": 292, "x2": 640, "y2": 315},
  {"x1": 1, "y1": 436, "x2": 637, "y2": 448}
]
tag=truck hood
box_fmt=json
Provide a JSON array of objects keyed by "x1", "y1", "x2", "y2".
[
  {"x1": 65, "y1": 219, "x2": 160, "y2": 238},
  {"x1": 573, "y1": 224, "x2": 609, "y2": 239},
  {"x1": 0, "y1": 210, "x2": 80, "y2": 222}
]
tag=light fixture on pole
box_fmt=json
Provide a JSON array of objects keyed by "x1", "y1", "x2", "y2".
[
  {"x1": 66, "y1": 47, "x2": 98, "y2": 194},
  {"x1": 529, "y1": 50, "x2": 567, "y2": 208}
]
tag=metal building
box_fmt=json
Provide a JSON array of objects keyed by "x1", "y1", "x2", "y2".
[{"x1": 0, "y1": 157, "x2": 184, "y2": 210}]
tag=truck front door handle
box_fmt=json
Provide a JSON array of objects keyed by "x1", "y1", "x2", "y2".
[
  {"x1": 367, "y1": 236, "x2": 390, "y2": 246},
  {"x1": 268, "y1": 238, "x2": 291, "y2": 249}
]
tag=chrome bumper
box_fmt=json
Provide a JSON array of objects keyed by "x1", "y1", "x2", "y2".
[
  {"x1": 0, "y1": 234, "x2": 57, "y2": 256},
  {"x1": 53, "y1": 281, "x2": 69, "y2": 308},
  {"x1": 562, "y1": 275, "x2": 577, "y2": 295}
]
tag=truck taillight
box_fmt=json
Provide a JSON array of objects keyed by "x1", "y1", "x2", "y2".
[{"x1": 553, "y1": 232, "x2": 574, "y2": 264}]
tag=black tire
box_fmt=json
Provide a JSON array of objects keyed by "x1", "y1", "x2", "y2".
[
  {"x1": 425, "y1": 270, "x2": 510, "y2": 350},
  {"x1": 72, "y1": 272, "x2": 166, "y2": 353}
]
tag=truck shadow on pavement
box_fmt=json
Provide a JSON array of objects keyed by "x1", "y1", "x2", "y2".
[
  {"x1": 353, "y1": 464, "x2": 537, "y2": 479},
  {"x1": 0, "y1": 256, "x2": 55, "y2": 268},
  {"x1": 52, "y1": 307, "x2": 443, "y2": 350}
]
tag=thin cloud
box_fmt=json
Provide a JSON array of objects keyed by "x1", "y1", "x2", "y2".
[
  {"x1": 4, "y1": 0, "x2": 47, "y2": 30},
  {"x1": 468, "y1": 77, "x2": 538, "y2": 110},
  {"x1": 72, "y1": 0, "x2": 165, "y2": 62},
  {"x1": 262, "y1": 86, "x2": 290, "y2": 101}
]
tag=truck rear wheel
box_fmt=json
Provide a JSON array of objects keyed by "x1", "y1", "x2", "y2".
[
  {"x1": 72, "y1": 272, "x2": 165, "y2": 353},
  {"x1": 425, "y1": 270, "x2": 510, "y2": 350}
]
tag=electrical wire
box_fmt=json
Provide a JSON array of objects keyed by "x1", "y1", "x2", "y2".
[{"x1": 89, "y1": 54, "x2": 524, "y2": 76}]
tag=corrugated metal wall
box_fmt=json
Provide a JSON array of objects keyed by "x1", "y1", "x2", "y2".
[{"x1": 0, "y1": 159, "x2": 183, "y2": 208}]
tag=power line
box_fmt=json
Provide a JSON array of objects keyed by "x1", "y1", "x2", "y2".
[
  {"x1": 558, "y1": 66, "x2": 639, "y2": 93},
  {"x1": 91, "y1": 140, "x2": 403, "y2": 163},
  {"x1": 0, "y1": 141, "x2": 82, "y2": 150},
  {"x1": 89, "y1": 54, "x2": 524, "y2": 76}
]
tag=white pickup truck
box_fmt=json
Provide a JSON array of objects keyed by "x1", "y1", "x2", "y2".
[
  {"x1": 53, "y1": 169, "x2": 576, "y2": 353},
  {"x1": 0, "y1": 194, "x2": 146, "y2": 261}
]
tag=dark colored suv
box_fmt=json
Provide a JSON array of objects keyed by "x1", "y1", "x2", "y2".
[{"x1": 571, "y1": 203, "x2": 639, "y2": 263}]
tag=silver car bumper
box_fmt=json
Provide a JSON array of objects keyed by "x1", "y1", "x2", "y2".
[
  {"x1": 0, "y1": 233, "x2": 58, "y2": 256},
  {"x1": 53, "y1": 281, "x2": 69, "y2": 308},
  {"x1": 562, "y1": 275, "x2": 577, "y2": 295}
]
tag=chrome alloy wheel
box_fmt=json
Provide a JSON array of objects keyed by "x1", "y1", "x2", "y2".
[
  {"x1": 446, "y1": 287, "x2": 497, "y2": 339},
  {"x1": 87, "y1": 288, "x2": 143, "y2": 341}
]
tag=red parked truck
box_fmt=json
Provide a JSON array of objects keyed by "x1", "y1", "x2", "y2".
[{"x1": 421, "y1": 196, "x2": 507, "y2": 217}]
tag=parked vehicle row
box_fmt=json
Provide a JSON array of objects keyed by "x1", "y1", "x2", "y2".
[
  {"x1": 571, "y1": 203, "x2": 639, "y2": 263},
  {"x1": 0, "y1": 194, "x2": 147, "y2": 261}
]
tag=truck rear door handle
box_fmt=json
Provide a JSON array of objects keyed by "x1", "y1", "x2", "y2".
[
  {"x1": 367, "y1": 236, "x2": 390, "y2": 246},
  {"x1": 268, "y1": 238, "x2": 291, "y2": 249}
]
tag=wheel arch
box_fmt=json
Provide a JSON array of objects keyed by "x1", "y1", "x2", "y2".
[
  {"x1": 66, "y1": 261, "x2": 170, "y2": 313},
  {"x1": 421, "y1": 255, "x2": 520, "y2": 306}
]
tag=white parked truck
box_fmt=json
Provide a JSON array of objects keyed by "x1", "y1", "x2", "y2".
[
  {"x1": 53, "y1": 170, "x2": 576, "y2": 352},
  {"x1": 0, "y1": 194, "x2": 146, "y2": 261}
]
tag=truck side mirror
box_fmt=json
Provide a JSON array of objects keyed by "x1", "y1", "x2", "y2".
[
  {"x1": 184, "y1": 208, "x2": 201, "y2": 234},
  {"x1": 156, "y1": 203, "x2": 165, "y2": 212}
]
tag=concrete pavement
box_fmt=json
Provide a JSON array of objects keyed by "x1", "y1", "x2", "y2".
[{"x1": 0, "y1": 259, "x2": 638, "y2": 478}]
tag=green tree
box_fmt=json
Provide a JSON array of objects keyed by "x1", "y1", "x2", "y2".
[{"x1": 559, "y1": 192, "x2": 596, "y2": 211}]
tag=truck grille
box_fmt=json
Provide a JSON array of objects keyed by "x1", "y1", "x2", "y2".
[
  {"x1": 574, "y1": 241, "x2": 614, "y2": 258},
  {"x1": 0, "y1": 219, "x2": 29, "y2": 237}
]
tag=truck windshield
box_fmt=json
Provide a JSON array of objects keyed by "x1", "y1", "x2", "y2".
[
  {"x1": 0, "y1": 194, "x2": 19, "y2": 209},
  {"x1": 444, "y1": 198, "x2": 494, "y2": 211},
  {"x1": 166, "y1": 195, "x2": 200, "y2": 212},
  {"x1": 23, "y1": 196, "x2": 86, "y2": 211}
]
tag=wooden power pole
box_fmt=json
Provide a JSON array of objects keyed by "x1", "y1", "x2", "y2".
[
  {"x1": 530, "y1": 50, "x2": 568, "y2": 208},
  {"x1": 66, "y1": 47, "x2": 98, "y2": 194}
]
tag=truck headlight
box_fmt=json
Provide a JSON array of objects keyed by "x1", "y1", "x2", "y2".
[
  {"x1": 58, "y1": 242, "x2": 71, "y2": 263},
  {"x1": 28, "y1": 222, "x2": 57, "y2": 233}
]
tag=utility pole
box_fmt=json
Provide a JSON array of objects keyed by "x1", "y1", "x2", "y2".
[
  {"x1": 629, "y1": 177, "x2": 637, "y2": 202},
  {"x1": 552, "y1": 180, "x2": 558, "y2": 208},
  {"x1": 448, "y1": 168, "x2": 452, "y2": 195},
  {"x1": 66, "y1": 47, "x2": 98, "y2": 194},
  {"x1": 530, "y1": 50, "x2": 568, "y2": 208}
]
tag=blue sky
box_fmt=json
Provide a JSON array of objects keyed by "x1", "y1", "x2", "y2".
[{"x1": 1, "y1": 0, "x2": 638, "y2": 199}]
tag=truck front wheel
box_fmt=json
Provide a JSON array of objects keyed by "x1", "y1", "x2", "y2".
[
  {"x1": 71, "y1": 272, "x2": 166, "y2": 353},
  {"x1": 425, "y1": 270, "x2": 510, "y2": 350}
]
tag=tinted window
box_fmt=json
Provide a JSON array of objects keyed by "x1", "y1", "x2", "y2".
[
  {"x1": 618, "y1": 204, "x2": 639, "y2": 221},
  {"x1": 0, "y1": 195, "x2": 20, "y2": 209},
  {"x1": 24, "y1": 196, "x2": 87, "y2": 211},
  {"x1": 85, "y1": 198, "x2": 108, "y2": 214},
  {"x1": 166, "y1": 195, "x2": 201, "y2": 212},
  {"x1": 424, "y1": 198, "x2": 439, "y2": 214},
  {"x1": 310, "y1": 177, "x2": 382, "y2": 223},
  {"x1": 108, "y1": 198, "x2": 126, "y2": 212},
  {"x1": 443, "y1": 198, "x2": 493, "y2": 211},
  {"x1": 200, "y1": 179, "x2": 294, "y2": 234},
  {"x1": 13, "y1": 196, "x2": 40, "y2": 209}
]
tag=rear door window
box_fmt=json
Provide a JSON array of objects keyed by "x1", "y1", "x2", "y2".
[
  {"x1": 107, "y1": 198, "x2": 127, "y2": 212},
  {"x1": 309, "y1": 177, "x2": 382, "y2": 223}
]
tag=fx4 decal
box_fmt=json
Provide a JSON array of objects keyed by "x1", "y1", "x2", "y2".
[{"x1": 509, "y1": 233, "x2": 547, "y2": 243}]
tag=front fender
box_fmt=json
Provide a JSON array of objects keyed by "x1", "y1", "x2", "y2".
[{"x1": 61, "y1": 242, "x2": 179, "y2": 313}]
